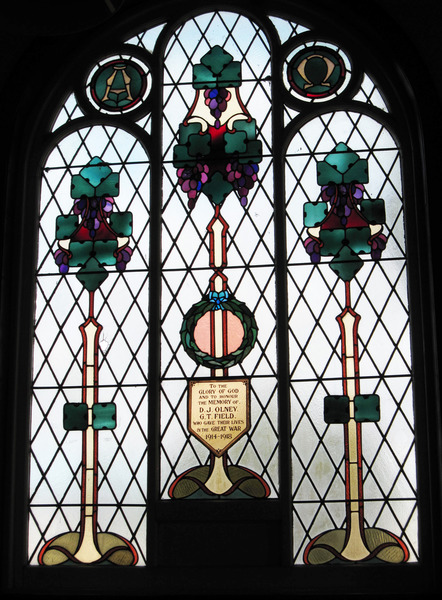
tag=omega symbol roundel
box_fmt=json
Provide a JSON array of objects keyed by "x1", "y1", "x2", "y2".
[{"x1": 288, "y1": 46, "x2": 346, "y2": 99}]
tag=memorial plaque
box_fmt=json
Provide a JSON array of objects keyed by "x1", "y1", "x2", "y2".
[{"x1": 188, "y1": 378, "x2": 250, "y2": 456}]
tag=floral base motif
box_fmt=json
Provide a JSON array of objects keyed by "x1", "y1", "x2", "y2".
[
  {"x1": 39, "y1": 532, "x2": 138, "y2": 566},
  {"x1": 304, "y1": 527, "x2": 409, "y2": 564},
  {"x1": 169, "y1": 462, "x2": 270, "y2": 499}
]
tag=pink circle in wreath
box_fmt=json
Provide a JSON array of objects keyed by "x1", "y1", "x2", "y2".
[{"x1": 193, "y1": 310, "x2": 244, "y2": 355}]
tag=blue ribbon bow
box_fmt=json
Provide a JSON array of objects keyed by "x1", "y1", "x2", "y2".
[{"x1": 209, "y1": 290, "x2": 229, "y2": 310}]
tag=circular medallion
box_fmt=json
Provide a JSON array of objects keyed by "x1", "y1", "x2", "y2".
[
  {"x1": 181, "y1": 294, "x2": 258, "y2": 370},
  {"x1": 89, "y1": 58, "x2": 149, "y2": 112},
  {"x1": 287, "y1": 46, "x2": 346, "y2": 99}
]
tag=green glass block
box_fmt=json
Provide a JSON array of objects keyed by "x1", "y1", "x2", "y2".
[
  {"x1": 238, "y1": 139, "x2": 262, "y2": 162},
  {"x1": 71, "y1": 158, "x2": 119, "y2": 198},
  {"x1": 342, "y1": 159, "x2": 368, "y2": 184},
  {"x1": 233, "y1": 119, "x2": 256, "y2": 140},
  {"x1": 305, "y1": 56, "x2": 327, "y2": 82},
  {"x1": 69, "y1": 241, "x2": 94, "y2": 266},
  {"x1": 217, "y1": 61, "x2": 241, "y2": 86},
  {"x1": 94, "y1": 240, "x2": 117, "y2": 265},
  {"x1": 63, "y1": 403, "x2": 88, "y2": 431},
  {"x1": 92, "y1": 403, "x2": 116, "y2": 430},
  {"x1": 224, "y1": 130, "x2": 247, "y2": 153},
  {"x1": 173, "y1": 144, "x2": 192, "y2": 166},
  {"x1": 56, "y1": 215, "x2": 78, "y2": 239},
  {"x1": 108, "y1": 68, "x2": 127, "y2": 92},
  {"x1": 109, "y1": 212, "x2": 133, "y2": 237},
  {"x1": 71, "y1": 174, "x2": 95, "y2": 198},
  {"x1": 316, "y1": 160, "x2": 344, "y2": 185},
  {"x1": 325, "y1": 143, "x2": 359, "y2": 174},
  {"x1": 179, "y1": 122, "x2": 202, "y2": 143},
  {"x1": 188, "y1": 132, "x2": 211, "y2": 156},
  {"x1": 304, "y1": 202, "x2": 328, "y2": 227},
  {"x1": 354, "y1": 394, "x2": 380, "y2": 422},
  {"x1": 346, "y1": 227, "x2": 371, "y2": 254},
  {"x1": 201, "y1": 45, "x2": 233, "y2": 76},
  {"x1": 80, "y1": 157, "x2": 112, "y2": 187},
  {"x1": 318, "y1": 143, "x2": 368, "y2": 185},
  {"x1": 76, "y1": 257, "x2": 108, "y2": 291},
  {"x1": 193, "y1": 63, "x2": 216, "y2": 88},
  {"x1": 95, "y1": 172, "x2": 119, "y2": 198},
  {"x1": 319, "y1": 228, "x2": 345, "y2": 256},
  {"x1": 329, "y1": 246, "x2": 363, "y2": 281},
  {"x1": 359, "y1": 198, "x2": 386, "y2": 224},
  {"x1": 324, "y1": 395, "x2": 350, "y2": 424},
  {"x1": 202, "y1": 171, "x2": 232, "y2": 205}
]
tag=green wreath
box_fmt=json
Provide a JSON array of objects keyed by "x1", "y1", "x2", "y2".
[{"x1": 180, "y1": 292, "x2": 258, "y2": 369}]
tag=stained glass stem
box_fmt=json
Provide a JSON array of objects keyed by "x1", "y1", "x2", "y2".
[
  {"x1": 205, "y1": 211, "x2": 233, "y2": 494},
  {"x1": 39, "y1": 291, "x2": 138, "y2": 565},
  {"x1": 205, "y1": 454, "x2": 233, "y2": 494},
  {"x1": 74, "y1": 291, "x2": 102, "y2": 562},
  {"x1": 304, "y1": 280, "x2": 409, "y2": 564},
  {"x1": 338, "y1": 281, "x2": 369, "y2": 560}
]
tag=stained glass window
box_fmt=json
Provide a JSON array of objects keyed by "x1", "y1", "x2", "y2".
[
  {"x1": 3, "y1": 1, "x2": 440, "y2": 596},
  {"x1": 160, "y1": 15, "x2": 277, "y2": 500},
  {"x1": 31, "y1": 127, "x2": 150, "y2": 565}
]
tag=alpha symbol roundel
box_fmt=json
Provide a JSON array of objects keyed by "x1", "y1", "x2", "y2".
[{"x1": 90, "y1": 58, "x2": 149, "y2": 112}]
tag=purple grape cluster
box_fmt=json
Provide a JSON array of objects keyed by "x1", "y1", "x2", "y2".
[
  {"x1": 54, "y1": 248, "x2": 70, "y2": 274},
  {"x1": 54, "y1": 193, "x2": 134, "y2": 274},
  {"x1": 204, "y1": 87, "x2": 231, "y2": 127},
  {"x1": 304, "y1": 237, "x2": 321, "y2": 264},
  {"x1": 321, "y1": 183, "x2": 365, "y2": 227},
  {"x1": 370, "y1": 233, "x2": 387, "y2": 260},
  {"x1": 116, "y1": 246, "x2": 133, "y2": 271},
  {"x1": 226, "y1": 161, "x2": 259, "y2": 206},
  {"x1": 177, "y1": 163, "x2": 209, "y2": 209},
  {"x1": 73, "y1": 195, "x2": 114, "y2": 239}
]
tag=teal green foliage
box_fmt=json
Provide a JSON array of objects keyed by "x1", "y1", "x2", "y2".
[
  {"x1": 329, "y1": 246, "x2": 364, "y2": 281},
  {"x1": 354, "y1": 394, "x2": 380, "y2": 422},
  {"x1": 324, "y1": 394, "x2": 380, "y2": 425},
  {"x1": 55, "y1": 158, "x2": 134, "y2": 291},
  {"x1": 319, "y1": 228, "x2": 371, "y2": 259},
  {"x1": 317, "y1": 143, "x2": 368, "y2": 185},
  {"x1": 224, "y1": 120, "x2": 262, "y2": 163},
  {"x1": 71, "y1": 157, "x2": 120, "y2": 198},
  {"x1": 359, "y1": 198, "x2": 385, "y2": 224},
  {"x1": 201, "y1": 171, "x2": 233, "y2": 205},
  {"x1": 75, "y1": 258, "x2": 109, "y2": 291},
  {"x1": 56, "y1": 215, "x2": 79, "y2": 239},
  {"x1": 109, "y1": 212, "x2": 133, "y2": 237},
  {"x1": 193, "y1": 46, "x2": 241, "y2": 88},
  {"x1": 92, "y1": 403, "x2": 116, "y2": 430},
  {"x1": 324, "y1": 395, "x2": 350, "y2": 424},
  {"x1": 319, "y1": 229, "x2": 346, "y2": 256},
  {"x1": 303, "y1": 202, "x2": 328, "y2": 227},
  {"x1": 63, "y1": 403, "x2": 88, "y2": 431}
]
